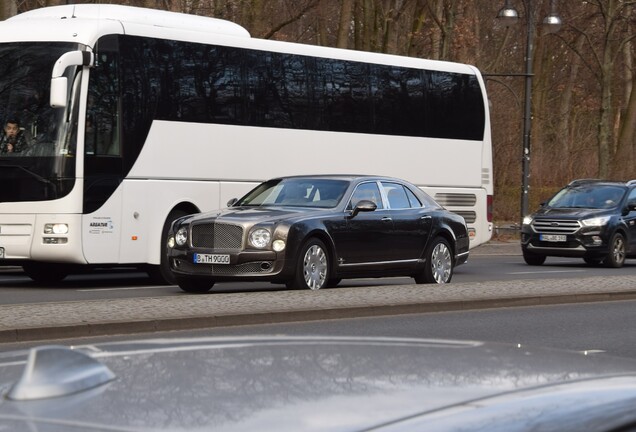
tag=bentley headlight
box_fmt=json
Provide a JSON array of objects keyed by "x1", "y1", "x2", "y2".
[
  {"x1": 175, "y1": 227, "x2": 188, "y2": 246},
  {"x1": 249, "y1": 228, "x2": 271, "y2": 249},
  {"x1": 582, "y1": 216, "x2": 611, "y2": 227}
]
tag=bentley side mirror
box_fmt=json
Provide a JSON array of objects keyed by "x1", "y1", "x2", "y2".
[
  {"x1": 350, "y1": 200, "x2": 377, "y2": 218},
  {"x1": 226, "y1": 198, "x2": 238, "y2": 207}
]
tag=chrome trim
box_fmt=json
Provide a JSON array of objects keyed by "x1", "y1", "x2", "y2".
[
  {"x1": 456, "y1": 251, "x2": 469, "y2": 258},
  {"x1": 339, "y1": 259, "x2": 419, "y2": 267},
  {"x1": 527, "y1": 244, "x2": 586, "y2": 252}
]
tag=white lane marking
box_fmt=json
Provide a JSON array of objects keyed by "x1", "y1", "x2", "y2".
[
  {"x1": 581, "y1": 349, "x2": 606, "y2": 355},
  {"x1": 508, "y1": 270, "x2": 587, "y2": 275},
  {"x1": 76, "y1": 286, "x2": 171, "y2": 292}
]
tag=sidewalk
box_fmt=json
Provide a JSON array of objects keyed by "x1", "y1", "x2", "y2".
[{"x1": 1, "y1": 239, "x2": 635, "y2": 343}]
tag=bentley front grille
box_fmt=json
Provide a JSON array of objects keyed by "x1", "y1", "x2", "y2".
[{"x1": 191, "y1": 223, "x2": 243, "y2": 249}]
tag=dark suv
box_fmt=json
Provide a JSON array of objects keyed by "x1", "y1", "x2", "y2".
[{"x1": 521, "y1": 179, "x2": 636, "y2": 267}]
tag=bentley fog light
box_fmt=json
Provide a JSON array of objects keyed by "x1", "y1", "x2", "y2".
[
  {"x1": 582, "y1": 216, "x2": 611, "y2": 227},
  {"x1": 44, "y1": 223, "x2": 69, "y2": 234},
  {"x1": 249, "y1": 228, "x2": 271, "y2": 249},
  {"x1": 272, "y1": 239, "x2": 286, "y2": 252},
  {"x1": 175, "y1": 227, "x2": 188, "y2": 246}
]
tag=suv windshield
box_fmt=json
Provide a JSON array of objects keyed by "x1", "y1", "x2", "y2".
[
  {"x1": 547, "y1": 185, "x2": 626, "y2": 210},
  {"x1": 0, "y1": 42, "x2": 80, "y2": 202}
]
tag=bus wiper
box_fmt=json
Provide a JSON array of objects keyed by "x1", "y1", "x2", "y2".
[{"x1": 2, "y1": 164, "x2": 55, "y2": 187}]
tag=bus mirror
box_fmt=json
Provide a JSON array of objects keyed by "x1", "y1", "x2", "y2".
[
  {"x1": 50, "y1": 77, "x2": 68, "y2": 108},
  {"x1": 50, "y1": 51, "x2": 94, "y2": 109}
]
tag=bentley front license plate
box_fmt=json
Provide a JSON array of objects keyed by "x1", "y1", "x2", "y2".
[
  {"x1": 540, "y1": 234, "x2": 566, "y2": 242},
  {"x1": 194, "y1": 253, "x2": 230, "y2": 264}
]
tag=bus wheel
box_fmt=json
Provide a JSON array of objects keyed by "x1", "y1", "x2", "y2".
[
  {"x1": 177, "y1": 277, "x2": 214, "y2": 294},
  {"x1": 22, "y1": 262, "x2": 70, "y2": 284},
  {"x1": 147, "y1": 209, "x2": 188, "y2": 285}
]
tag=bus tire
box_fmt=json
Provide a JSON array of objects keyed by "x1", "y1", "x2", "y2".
[
  {"x1": 147, "y1": 209, "x2": 187, "y2": 285},
  {"x1": 22, "y1": 262, "x2": 70, "y2": 284}
]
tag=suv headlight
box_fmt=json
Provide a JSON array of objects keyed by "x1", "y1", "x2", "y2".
[
  {"x1": 175, "y1": 227, "x2": 188, "y2": 246},
  {"x1": 522, "y1": 216, "x2": 533, "y2": 226},
  {"x1": 249, "y1": 228, "x2": 271, "y2": 249},
  {"x1": 582, "y1": 216, "x2": 611, "y2": 227}
]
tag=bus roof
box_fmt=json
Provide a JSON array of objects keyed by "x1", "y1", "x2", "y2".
[
  {"x1": 7, "y1": 4, "x2": 251, "y2": 38},
  {"x1": 2, "y1": 4, "x2": 479, "y2": 76}
]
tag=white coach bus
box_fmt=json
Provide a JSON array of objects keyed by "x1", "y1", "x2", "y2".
[{"x1": 0, "y1": 4, "x2": 493, "y2": 284}]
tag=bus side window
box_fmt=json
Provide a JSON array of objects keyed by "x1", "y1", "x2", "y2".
[{"x1": 86, "y1": 47, "x2": 120, "y2": 157}]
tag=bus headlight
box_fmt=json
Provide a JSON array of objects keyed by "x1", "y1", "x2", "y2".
[
  {"x1": 175, "y1": 227, "x2": 188, "y2": 246},
  {"x1": 44, "y1": 223, "x2": 69, "y2": 234},
  {"x1": 249, "y1": 228, "x2": 271, "y2": 249}
]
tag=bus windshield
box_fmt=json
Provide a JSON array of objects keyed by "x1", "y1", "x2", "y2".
[{"x1": 0, "y1": 42, "x2": 80, "y2": 202}]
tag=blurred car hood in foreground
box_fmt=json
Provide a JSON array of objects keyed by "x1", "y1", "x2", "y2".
[{"x1": 1, "y1": 336, "x2": 636, "y2": 431}]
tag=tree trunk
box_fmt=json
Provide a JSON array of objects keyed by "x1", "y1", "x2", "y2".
[
  {"x1": 1, "y1": 0, "x2": 17, "y2": 20},
  {"x1": 557, "y1": 34, "x2": 585, "y2": 178},
  {"x1": 336, "y1": 0, "x2": 354, "y2": 48},
  {"x1": 614, "y1": 40, "x2": 636, "y2": 179}
]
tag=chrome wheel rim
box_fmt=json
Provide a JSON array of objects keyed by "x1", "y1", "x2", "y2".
[
  {"x1": 430, "y1": 243, "x2": 452, "y2": 283},
  {"x1": 303, "y1": 244, "x2": 327, "y2": 290},
  {"x1": 613, "y1": 236, "x2": 626, "y2": 264}
]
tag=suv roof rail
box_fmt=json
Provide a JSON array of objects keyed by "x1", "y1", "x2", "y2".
[
  {"x1": 626, "y1": 179, "x2": 636, "y2": 186},
  {"x1": 567, "y1": 179, "x2": 602, "y2": 186}
]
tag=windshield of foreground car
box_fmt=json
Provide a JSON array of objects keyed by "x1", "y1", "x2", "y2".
[
  {"x1": 236, "y1": 178, "x2": 350, "y2": 208},
  {"x1": 547, "y1": 185, "x2": 626, "y2": 210}
]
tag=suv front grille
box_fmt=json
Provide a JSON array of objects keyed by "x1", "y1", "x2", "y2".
[
  {"x1": 532, "y1": 219, "x2": 581, "y2": 234},
  {"x1": 191, "y1": 223, "x2": 243, "y2": 249}
]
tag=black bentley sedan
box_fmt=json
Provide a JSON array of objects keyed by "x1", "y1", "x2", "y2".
[{"x1": 167, "y1": 175, "x2": 469, "y2": 293}]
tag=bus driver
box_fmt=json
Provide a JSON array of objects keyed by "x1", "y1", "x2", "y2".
[{"x1": 0, "y1": 118, "x2": 28, "y2": 154}]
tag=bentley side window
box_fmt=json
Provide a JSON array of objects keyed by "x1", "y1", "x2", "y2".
[{"x1": 350, "y1": 182, "x2": 384, "y2": 209}]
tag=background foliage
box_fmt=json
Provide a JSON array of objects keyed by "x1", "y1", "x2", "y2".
[{"x1": 2, "y1": 0, "x2": 635, "y2": 222}]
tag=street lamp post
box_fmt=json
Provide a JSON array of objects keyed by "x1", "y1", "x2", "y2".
[{"x1": 496, "y1": 0, "x2": 561, "y2": 223}]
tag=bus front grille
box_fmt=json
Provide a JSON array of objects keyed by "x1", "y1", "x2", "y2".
[{"x1": 191, "y1": 223, "x2": 243, "y2": 249}]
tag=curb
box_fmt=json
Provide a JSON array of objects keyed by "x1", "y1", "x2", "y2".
[{"x1": 2, "y1": 279, "x2": 636, "y2": 343}]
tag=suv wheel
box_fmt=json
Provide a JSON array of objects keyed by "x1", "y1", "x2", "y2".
[
  {"x1": 523, "y1": 250, "x2": 546, "y2": 266},
  {"x1": 604, "y1": 232, "x2": 626, "y2": 268}
]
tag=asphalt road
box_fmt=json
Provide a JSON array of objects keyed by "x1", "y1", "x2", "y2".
[
  {"x1": 1, "y1": 241, "x2": 635, "y2": 305},
  {"x1": 1, "y1": 240, "x2": 636, "y2": 344}
]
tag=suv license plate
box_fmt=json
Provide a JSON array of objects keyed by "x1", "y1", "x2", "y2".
[
  {"x1": 540, "y1": 234, "x2": 566, "y2": 242},
  {"x1": 194, "y1": 253, "x2": 230, "y2": 264}
]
